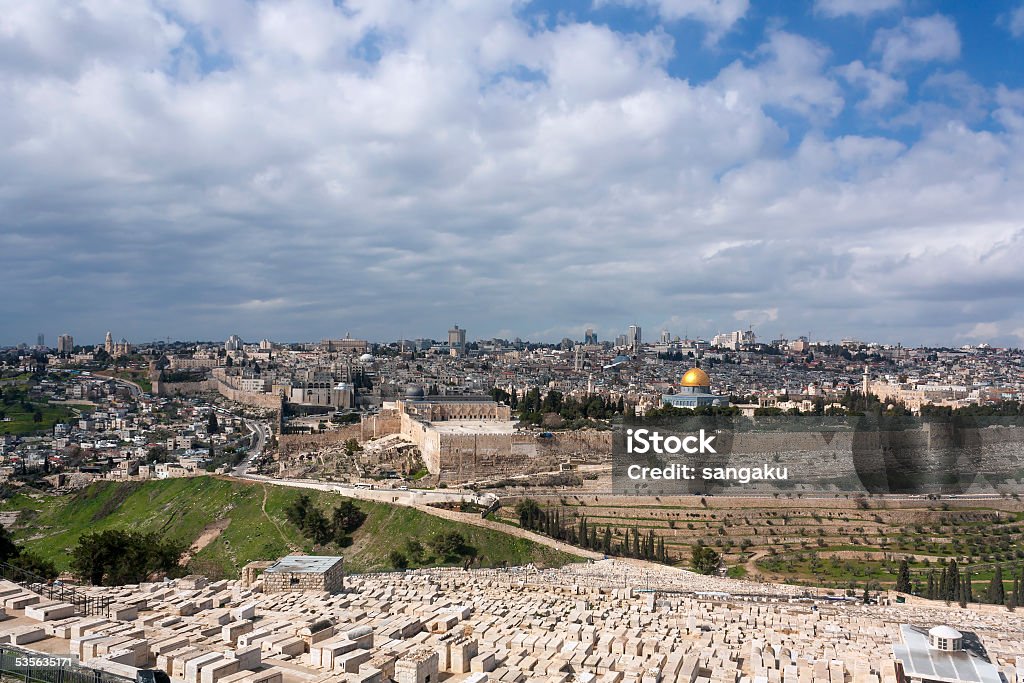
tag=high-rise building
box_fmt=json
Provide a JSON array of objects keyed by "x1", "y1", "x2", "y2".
[
  {"x1": 712, "y1": 329, "x2": 756, "y2": 350},
  {"x1": 627, "y1": 324, "x2": 642, "y2": 353},
  {"x1": 57, "y1": 334, "x2": 74, "y2": 354},
  {"x1": 659, "y1": 329, "x2": 671, "y2": 344},
  {"x1": 584, "y1": 328, "x2": 598, "y2": 345},
  {"x1": 448, "y1": 325, "x2": 466, "y2": 355},
  {"x1": 37, "y1": 333, "x2": 45, "y2": 348},
  {"x1": 225, "y1": 334, "x2": 243, "y2": 352}
]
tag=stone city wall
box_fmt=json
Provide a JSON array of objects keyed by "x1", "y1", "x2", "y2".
[
  {"x1": 277, "y1": 411, "x2": 403, "y2": 457},
  {"x1": 278, "y1": 423, "x2": 364, "y2": 457},
  {"x1": 153, "y1": 379, "x2": 217, "y2": 397},
  {"x1": 214, "y1": 378, "x2": 286, "y2": 411}
]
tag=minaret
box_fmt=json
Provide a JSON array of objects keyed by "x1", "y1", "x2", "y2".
[
  {"x1": 862, "y1": 366, "x2": 870, "y2": 396},
  {"x1": 105, "y1": 331, "x2": 113, "y2": 355}
]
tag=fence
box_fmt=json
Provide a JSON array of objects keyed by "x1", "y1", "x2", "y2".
[
  {"x1": 0, "y1": 645, "x2": 132, "y2": 683},
  {"x1": 0, "y1": 563, "x2": 111, "y2": 618}
]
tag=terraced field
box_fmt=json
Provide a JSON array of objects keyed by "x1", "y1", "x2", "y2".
[{"x1": 495, "y1": 493, "x2": 1024, "y2": 593}]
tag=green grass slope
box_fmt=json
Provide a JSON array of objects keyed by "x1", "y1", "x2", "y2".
[{"x1": 1, "y1": 477, "x2": 579, "y2": 579}]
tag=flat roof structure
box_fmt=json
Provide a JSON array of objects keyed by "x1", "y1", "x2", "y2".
[
  {"x1": 893, "y1": 624, "x2": 1001, "y2": 683},
  {"x1": 426, "y1": 420, "x2": 518, "y2": 434},
  {"x1": 264, "y1": 555, "x2": 343, "y2": 574}
]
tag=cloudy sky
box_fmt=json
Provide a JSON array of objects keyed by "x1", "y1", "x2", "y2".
[{"x1": 2, "y1": 0, "x2": 1023, "y2": 347}]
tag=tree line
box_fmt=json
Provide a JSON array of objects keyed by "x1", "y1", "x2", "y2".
[
  {"x1": 515, "y1": 499, "x2": 670, "y2": 563},
  {"x1": 500, "y1": 388, "x2": 625, "y2": 426},
  {"x1": 284, "y1": 494, "x2": 367, "y2": 546},
  {"x1": 894, "y1": 557, "x2": 1023, "y2": 608}
]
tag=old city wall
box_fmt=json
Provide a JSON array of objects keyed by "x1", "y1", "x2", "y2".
[
  {"x1": 278, "y1": 423, "x2": 363, "y2": 457},
  {"x1": 538, "y1": 429, "x2": 613, "y2": 463},
  {"x1": 277, "y1": 411, "x2": 403, "y2": 458},
  {"x1": 401, "y1": 413, "x2": 440, "y2": 472},
  {"x1": 361, "y1": 411, "x2": 402, "y2": 440},
  {"x1": 153, "y1": 373, "x2": 284, "y2": 412},
  {"x1": 214, "y1": 378, "x2": 285, "y2": 411},
  {"x1": 153, "y1": 379, "x2": 217, "y2": 397},
  {"x1": 429, "y1": 429, "x2": 611, "y2": 482},
  {"x1": 436, "y1": 432, "x2": 515, "y2": 481},
  {"x1": 723, "y1": 423, "x2": 1024, "y2": 491}
]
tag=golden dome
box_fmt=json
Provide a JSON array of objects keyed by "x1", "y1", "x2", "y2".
[{"x1": 681, "y1": 367, "x2": 711, "y2": 387}]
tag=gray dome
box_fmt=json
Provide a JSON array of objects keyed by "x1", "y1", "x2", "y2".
[{"x1": 404, "y1": 385, "x2": 425, "y2": 398}]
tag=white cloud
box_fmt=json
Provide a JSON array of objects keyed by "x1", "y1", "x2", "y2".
[
  {"x1": 596, "y1": 0, "x2": 748, "y2": 42},
  {"x1": 1, "y1": 1, "x2": 1023, "y2": 346},
  {"x1": 714, "y1": 31, "x2": 845, "y2": 121},
  {"x1": 815, "y1": 0, "x2": 900, "y2": 19},
  {"x1": 957, "y1": 322, "x2": 1000, "y2": 341},
  {"x1": 733, "y1": 308, "x2": 778, "y2": 326},
  {"x1": 1003, "y1": 4, "x2": 1024, "y2": 38},
  {"x1": 837, "y1": 60, "x2": 906, "y2": 111},
  {"x1": 872, "y1": 14, "x2": 961, "y2": 72}
]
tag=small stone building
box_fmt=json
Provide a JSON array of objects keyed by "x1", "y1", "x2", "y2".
[
  {"x1": 262, "y1": 555, "x2": 344, "y2": 594},
  {"x1": 395, "y1": 647, "x2": 439, "y2": 683}
]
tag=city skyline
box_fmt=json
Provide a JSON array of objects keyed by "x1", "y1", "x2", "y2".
[
  {"x1": 7, "y1": 320, "x2": 1018, "y2": 350},
  {"x1": 3, "y1": 1, "x2": 1024, "y2": 346}
]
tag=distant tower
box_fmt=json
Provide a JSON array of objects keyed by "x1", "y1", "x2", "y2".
[
  {"x1": 448, "y1": 324, "x2": 466, "y2": 355},
  {"x1": 57, "y1": 334, "x2": 74, "y2": 354},
  {"x1": 104, "y1": 331, "x2": 114, "y2": 355},
  {"x1": 37, "y1": 333, "x2": 45, "y2": 348},
  {"x1": 627, "y1": 324, "x2": 642, "y2": 353},
  {"x1": 660, "y1": 329, "x2": 670, "y2": 344},
  {"x1": 862, "y1": 366, "x2": 870, "y2": 396}
]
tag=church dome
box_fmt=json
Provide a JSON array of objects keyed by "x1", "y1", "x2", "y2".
[{"x1": 681, "y1": 368, "x2": 711, "y2": 387}]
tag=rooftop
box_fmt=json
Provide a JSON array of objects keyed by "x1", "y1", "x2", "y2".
[
  {"x1": 893, "y1": 624, "x2": 1000, "y2": 683},
  {"x1": 264, "y1": 555, "x2": 343, "y2": 574},
  {"x1": 428, "y1": 420, "x2": 518, "y2": 434}
]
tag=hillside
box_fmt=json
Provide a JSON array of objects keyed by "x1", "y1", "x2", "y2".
[
  {"x1": 0, "y1": 477, "x2": 579, "y2": 578},
  {"x1": 497, "y1": 493, "x2": 1024, "y2": 593}
]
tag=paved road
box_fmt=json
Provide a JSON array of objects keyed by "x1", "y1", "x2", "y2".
[
  {"x1": 103, "y1": 374, "x2": 143, "y2": 399},
  {"x1": 232, "y1": 419, "x2": 270, "y2": 476}
]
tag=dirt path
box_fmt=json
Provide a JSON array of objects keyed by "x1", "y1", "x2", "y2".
[
  {"x1": 261, "y1": 484, "x2": 301, "y2": 552},
  {"x1": 179, "y1": 518, "x2": 231, "y2": 566},
  {"x1": 743, "y1": 549, "x2": 772, "y2": 580}
]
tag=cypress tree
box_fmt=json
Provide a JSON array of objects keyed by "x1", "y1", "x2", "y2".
[
  {"x1": 895, "y1": 558, "x2": 912, "y2": 593},
  {"x1": 946, "y1": 560, "x2": 959, "y2": 602},
  {"x1": 988, "y1": 565, "x2": 1005, "y2": 605}
]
